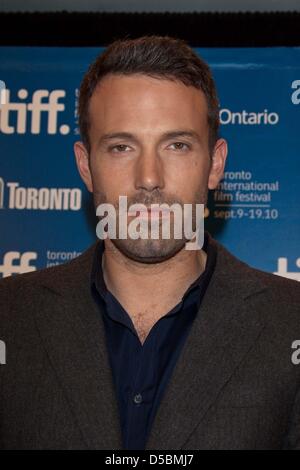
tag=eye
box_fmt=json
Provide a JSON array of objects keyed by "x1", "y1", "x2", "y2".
[
  {"x1": 169, "y1": 142, "x2": 190, "y2": 151},
  {"x1": 109, "y1": 144, "x2": 131, "y2": 153}
]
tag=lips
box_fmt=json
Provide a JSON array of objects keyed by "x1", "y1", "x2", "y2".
[{"x1": 127, "y1": 208, "x2": 171, "y2": 218}]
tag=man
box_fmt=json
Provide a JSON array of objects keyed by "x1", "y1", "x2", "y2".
[{"x1": 0, "y1": 35, "x2": 300, "y2": 450}]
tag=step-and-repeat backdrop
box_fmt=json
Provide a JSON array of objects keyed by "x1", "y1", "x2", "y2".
[{"x1": 0, "y1": 47, "x2": 299, "y2": 280}]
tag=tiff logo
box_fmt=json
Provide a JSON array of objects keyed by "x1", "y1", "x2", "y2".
[
  {"x1": 0, "y1": 252, "x2": 37, "y2": 278},
  {"x1": 0, "y1": 340, "x2": 6, "y2": 365},
  {"x1": 0, "y1": 88, "x2": 70, "y2": 135}
]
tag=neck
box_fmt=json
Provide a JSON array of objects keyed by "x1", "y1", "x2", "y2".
[{"x1": 101, "y1": 238, "x2": 207, "y2": 315}]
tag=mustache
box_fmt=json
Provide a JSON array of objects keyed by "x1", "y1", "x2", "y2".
[
  {"x1": 117, "y1": 197, "x2": 183, "y2": 210},
  {"x1": 115, "y1": 191, "x2": 184, "y2": 209},
  {"x1": 94, "y1": 189, "x2": 207, "y2": 210}
]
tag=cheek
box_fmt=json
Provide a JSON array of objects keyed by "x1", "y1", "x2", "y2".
[
  {"x1": 90, "y1": 166, "x2": 133, "y2": 207},
  {"x1": 90, "y1": 157, "x2": 115, "y2": 188},
  {"x1": 92, "y1": 155, "x2": 133, "y2": 185},
  {"x1": 168, "y1": 160, "x2": 209, "y2": 194}
]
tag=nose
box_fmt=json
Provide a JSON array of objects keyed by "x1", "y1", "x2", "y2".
[{"x1": 134, "y1": 149, "x2": 165, "y2": 192}]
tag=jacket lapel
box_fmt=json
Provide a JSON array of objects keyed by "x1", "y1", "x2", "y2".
[
  {"x1": 145, "y1": 239, "x2": 268, "y2": 450},
  {"x1": 34, "y1": 243, "x2": 123, "y2": 449}
]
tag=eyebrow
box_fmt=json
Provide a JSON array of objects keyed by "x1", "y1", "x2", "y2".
[{"x1": 97, "y1": 129, "x2": 202, "y2": 148}]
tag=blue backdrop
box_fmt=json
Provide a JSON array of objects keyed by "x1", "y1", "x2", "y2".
[{"x1": 0, "y1": 46, "x2": 299, "y2": 281}]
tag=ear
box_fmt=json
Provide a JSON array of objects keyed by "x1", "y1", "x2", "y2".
[
  {"x1": 208, "y1": 138, "x2": 228, "y2": 190},
  {"x1": 73, "y1": 141, "x2": 93, "y2": 193}
]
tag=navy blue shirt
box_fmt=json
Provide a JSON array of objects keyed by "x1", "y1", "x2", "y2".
[{"x1": 90, "y1": 231, "x2": 217, "y2": 450}]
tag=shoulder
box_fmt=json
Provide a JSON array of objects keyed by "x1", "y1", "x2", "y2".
[
  {"x1": 247, "y1": 264, "x2": 300, "y2": 309},
  {"x1": 210, "y1": 234, "x2": 300, "y2": 306},
  {"x1": 0, "y1": 240, "x2": 99, "y2": 302}
]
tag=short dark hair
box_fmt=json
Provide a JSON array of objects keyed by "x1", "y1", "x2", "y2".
[{"x1": 78, "y1": 35, "x2": 220, "y2": 155}]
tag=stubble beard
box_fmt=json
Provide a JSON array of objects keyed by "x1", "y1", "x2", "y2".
[{"x1": 93, "y1": 187, "x2": 208, "y2": 264}]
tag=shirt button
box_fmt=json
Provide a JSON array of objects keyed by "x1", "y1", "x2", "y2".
[{"x1": 133, "y1": 393, "x2": 143, "y2": 404}]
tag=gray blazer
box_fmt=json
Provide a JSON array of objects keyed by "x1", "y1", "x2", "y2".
[{"x1": 0, "y1": 235, "x2": 300, "y2": 450}]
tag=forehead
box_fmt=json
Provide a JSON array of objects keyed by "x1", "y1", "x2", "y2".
[{"x1": 88, "y1": 73, "x2": 208, "y2": 134}]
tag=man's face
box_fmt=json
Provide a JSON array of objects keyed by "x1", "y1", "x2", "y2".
[{"x1": 74, "y1": 73, "x2": 227, "y2": 263}]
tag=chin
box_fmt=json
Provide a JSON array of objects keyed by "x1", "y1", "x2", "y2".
[{"x1": 110, "y1": 237, "x2": 186, "y2": 264}]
